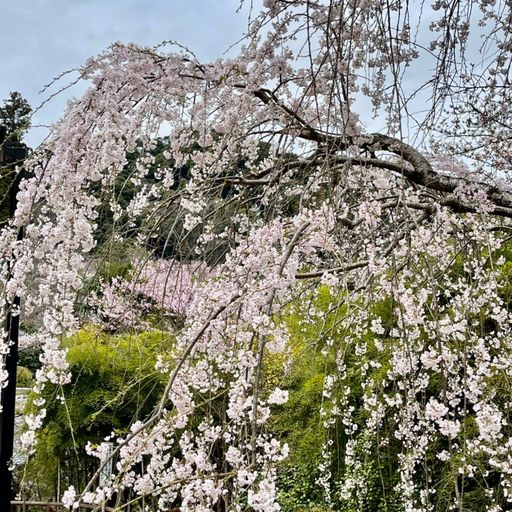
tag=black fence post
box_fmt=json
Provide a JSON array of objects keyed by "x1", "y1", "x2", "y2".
[{"x1": 0, "y1": 127, "x2": 27, "y2": 512}]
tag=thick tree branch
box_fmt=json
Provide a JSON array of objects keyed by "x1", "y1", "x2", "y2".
[{"x1": 250, "y1": 87, "x2": 512, "y2": 217}]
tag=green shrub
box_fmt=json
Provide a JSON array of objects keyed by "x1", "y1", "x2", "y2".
[{"x1": 16, "y1": 366, "x2": 34, "y2": 387}]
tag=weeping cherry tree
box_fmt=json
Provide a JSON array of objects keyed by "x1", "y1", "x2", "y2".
[{"x1": 2, "y1": 0, "x2": 512, "y2": 510}]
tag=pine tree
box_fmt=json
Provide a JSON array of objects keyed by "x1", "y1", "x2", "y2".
[{"x1": 0, "y1": 91, "x2": 31, "y2": 144}]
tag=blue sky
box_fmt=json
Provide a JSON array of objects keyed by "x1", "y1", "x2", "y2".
[{"x1": 1, "y1": 0, "x2": 257, "y2": 147}]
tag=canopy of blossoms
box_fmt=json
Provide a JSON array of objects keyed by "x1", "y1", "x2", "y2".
[{"x1": 1, "y1": 1, "x2": 512, "y2": 510}]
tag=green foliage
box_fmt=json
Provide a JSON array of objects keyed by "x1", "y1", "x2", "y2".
[
  {"x1": 0, "y1": 91, "x2": 31, "y2": 144},
  {"x1": 16, "y1": 366, "x2": 34, "y2": 387},
  {"x1": 270, "y1": 286, "x2": 402, "y2": 512},
  {"x1": 57, "y1": 328, "x2": 167, "y2": 446},
  {"x1": 0, "y1": 165, "x2": 13, "y2": 224},
  {"x1": 19, "y1": 347, "x2": 42, "y2": 374},
  {"x1": 270, "y1": 240, "x2": 512, "y2": 511},
  {"x1": 23, "y1": 327, "x2": 169, "y2": 498},
  {"x1": 100, "y1": 260, "x2": 133, "y2": 284},
  {"x1": 0, "y1": 92, "x2": 31, "y2": 226},
  {"x1": 271, "y1": 286, "x2": 343, "y2": 511},
  {"x1": 495, "y1": 242, "x2": 512, "y2": 307}
]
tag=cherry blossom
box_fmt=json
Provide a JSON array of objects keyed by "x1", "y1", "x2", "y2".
[{"x1": 2, "y1": 1, "x2": 512, "y2": 510}]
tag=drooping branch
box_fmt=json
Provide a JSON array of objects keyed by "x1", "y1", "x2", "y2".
[{"x1": 250, "y1": 86, "x2": 512, "y2": 218}]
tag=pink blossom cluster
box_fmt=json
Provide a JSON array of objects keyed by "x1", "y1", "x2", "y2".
[{"x1": 91, "y1": 259, "x2": 200, "y2": 331}]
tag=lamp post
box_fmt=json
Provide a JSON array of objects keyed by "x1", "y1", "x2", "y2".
[{"x1": 0, "y1": 126, "x2": 27, "y2": 512}]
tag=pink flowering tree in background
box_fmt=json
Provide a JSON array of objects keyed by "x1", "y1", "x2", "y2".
[
  {"x1": 2, "y1": 0, "x2": 512, "y2": 510},
  {"x1": 91, "y1": 259, "x2": 199, "y2": 331}
]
